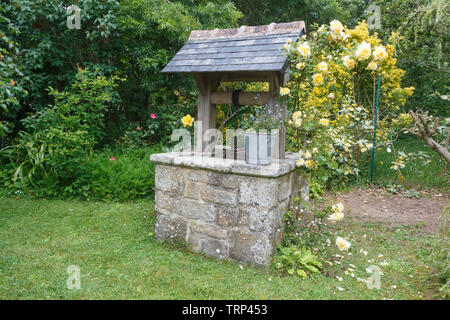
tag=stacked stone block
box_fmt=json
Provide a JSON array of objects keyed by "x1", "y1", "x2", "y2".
[{"x1": 152, "y1": 153, "x2": 309, "y2": 266}]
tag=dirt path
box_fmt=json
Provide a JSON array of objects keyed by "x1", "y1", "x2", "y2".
[{"x1": 332, "y1": 187, "x2": 449, "y2": 233}]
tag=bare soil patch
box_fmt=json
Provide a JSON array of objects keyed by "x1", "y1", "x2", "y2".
[{"x1": 331, "y1": 187, "x2": 449, "y2": 233}]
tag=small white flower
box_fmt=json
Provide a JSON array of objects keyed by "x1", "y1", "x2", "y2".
[
  {"x1": 336, "y1": 237, "x2": 351, "y2": 252},
  {"x1": 337, "y1": 287, "x2": 345, "y2": 291},
  {"x1": 336, "y1": 276, "x2": 343, "y2": 282}
]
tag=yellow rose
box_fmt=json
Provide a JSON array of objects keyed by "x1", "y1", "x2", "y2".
[
  {"x1": 355, "y1": 41, "x2": 371, "y2": 60},
  {"x1": 305, "y1": 160, "x2": 314, "y2": 168},
  {"x1": 328, "y1": 211, "x2": 344, "y2": 222},
  {"x1": 303, "y1": 151, "x2": 312, "y2": 159},
  {"x1": 296, "y1": 158, "x2": 305, "y2": 167},
  {"x1": 317, "y1": 61, "x2": 328, "y2": 72},
  {"x1": 312, "y1": 73, "x2": 324, "y2": 86},
  {"x1": 319, "y1": 118, "x2": 330, "y2": 126},
  {"x1": 343, "y1": 56, "x2": 355, "y2": 70},
  {"x1": 294, "y1": 118, "x2": 302, "y2": 127},
  {"x1": 336, "y1": 237, "x2": 351, "y2": 251},
  {"x1": 297, "y1": 42, "x2": 311, "y2": 57},
  {"x1": 367, "y1": 61, "x2": 378, "y2": 71},
  {"x1": 280, "y1": 87, "x2": 290, "y2": 96},
  {"x1": 292, "y1": 111, "x2": 302, "y2": 120},
  {"x1": 296, "y1": 62, "x2": 305, "y2": 69},
  {"x1": 182, "y1": 114, "x2": 194, "y2": 127},
  {"x1": 329, "y1": 20, "x2": 344, "y2": 35},
  {"x1": 373, "y1": 45, "x2": 387, "y2": 61}
]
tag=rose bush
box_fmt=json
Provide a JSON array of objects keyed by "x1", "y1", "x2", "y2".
[{"x1": 282, "y1": 20, "x2": 414, "y2": 186}]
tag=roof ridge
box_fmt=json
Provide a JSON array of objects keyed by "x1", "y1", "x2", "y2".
[{"x1": 188, "y1": 21, "x2": 305, "y2": 40}]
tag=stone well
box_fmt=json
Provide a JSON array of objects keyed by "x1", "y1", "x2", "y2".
[{"x1": 150, "y1": 152, "x2": 309, "y2": 266}]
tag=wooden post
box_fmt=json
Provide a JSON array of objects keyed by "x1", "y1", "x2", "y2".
[
  {"x1": 194, "y1": 74, "x2": 219, "y2": 153},
  {"x1": 269, "y1": 72, "x2": 286, "y2": 159}
]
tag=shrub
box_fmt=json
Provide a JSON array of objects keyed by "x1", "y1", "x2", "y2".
[
  {"x1": 1, "y1": 68, "x2": 122, "y2": 194},
  {"x1": 61, "y1": 146, "x2": 159, "y2": 201},
  {"x1": 283, "y1": 20, "x2": 413, "y2": 185}
]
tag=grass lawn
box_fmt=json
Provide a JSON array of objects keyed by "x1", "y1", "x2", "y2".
[
  {"x1": 358, "y1": 136, "x2": 449, "y2": 190},
  {"x1": 0, "y1": 193, "x2": 443, "y2": 299}
]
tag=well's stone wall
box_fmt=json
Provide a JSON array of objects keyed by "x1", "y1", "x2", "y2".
[{"x1": 150, "y1": 152, "x2": 309, "y2": 266}]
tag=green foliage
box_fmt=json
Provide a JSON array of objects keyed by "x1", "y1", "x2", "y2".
[
  {"x1": 275, "y1": 245, "x2": 323, "y2": 278},
  {"x1": 1, "y1": 68, "x2": 122, "y2": 193},
  {"x1": 117, "y1": 0, "x2": 242, "y2": 144},
  {"x1": 233, "y1": 0, "x2": 351, "y2": 27},
  {"x1": 3, "y1": 0, "x2": 121, "y2": 109},
  {"x1": 60, "y1": 146, "x2": 159, "y2": 201},
  {"x1": 0, "y1": 5, "x2": 27, "y2": 138}
]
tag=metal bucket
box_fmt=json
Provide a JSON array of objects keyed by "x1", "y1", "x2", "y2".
[{"x1": 245, "y1": 131, "x2": 276, "y2": 165}]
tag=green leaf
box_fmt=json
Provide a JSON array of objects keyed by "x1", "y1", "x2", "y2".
[{"x1": 296, "y1": 269, "x2": 307, "y2": 278}]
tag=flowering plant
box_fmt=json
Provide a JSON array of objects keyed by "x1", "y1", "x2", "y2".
[
  {"x1": 240, "y1": 104, "x2": 284, "y2": 131},
  {"x1": 282, "y1": 20, "x2": 414, "y2": 184}
]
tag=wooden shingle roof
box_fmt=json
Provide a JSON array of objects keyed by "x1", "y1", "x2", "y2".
[{"x1": 162, "y1": 21, "x2": 305, "y2": 74}]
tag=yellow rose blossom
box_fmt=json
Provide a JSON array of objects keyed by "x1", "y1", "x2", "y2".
[
  {"x1": 367, "y1": 61, "x2": 378, "y2": 71},
  {"x1": 283, "y1": 39, "x2": 292, "y2": 51},
  {"x1": 296, "y1": 158, "x2": 305, "y2": 167},
  {"x1": 305, "y1": 160, "x2": 313, "y2": 168},
  {"x1": 294, "y1": 118, "x2": 302, "y2": 127},
  {"x1": 303, "y1": 151, "x2": 312, "y2": 159},
  {"x1": 319, "y1": 118, "x2": 330, "y2": 126},
  {"x1": 328, "y1": 211, "x2": 344, "y2": 222},
  {"x1": 280, "y1": 87, "x2": 290, "y2": 96},
  {"x1": 355, "y1": 41, "x2": 372, "y2": 61},
  {"x1": 182, "y1": 114, "x2": 194, "y2": 127},
  {"x1": 355, "y1": 41, "x2": 371, "y2": 60},
  {"x1": 312, "y1": 73, "x2": 324, "y2": 86},
  {"x1": 342, "y1": 56, "x2": 355, "y2": 70},
  {"x1": 296, "y1": 62, "x2": 305, "y2": 69},
  {"x1": 292, "y1": 111, "x2": 302, "y2": 120},
  {"x1": 336, "y1": 237, "x2": 351, "y2": 251},
  {"x1": 297, "y1": 42, "x2": 311, "y2": 57},
  {"x1": 317, "y1": 61, "x2": 328, "y2": 72},
  {"x1": 329, "y1": 20, "x2": 344, "y2": 35},
  {"x1": 373, "y1": 45, "x2": 388, "y2": 60}
]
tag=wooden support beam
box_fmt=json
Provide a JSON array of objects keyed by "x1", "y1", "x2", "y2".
[
  {"x1": 268, "y1": 72, "x2": 286, "y2": 159},
  {"x1": 210, "y1": 91, "x2": 270, "y2": 105},
  {"x1": 217, "y1": 72, "x2": 270, "y2": 83},
  {"x1": 193, "y1": 74, "x2": 220, "y2": 153}
]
